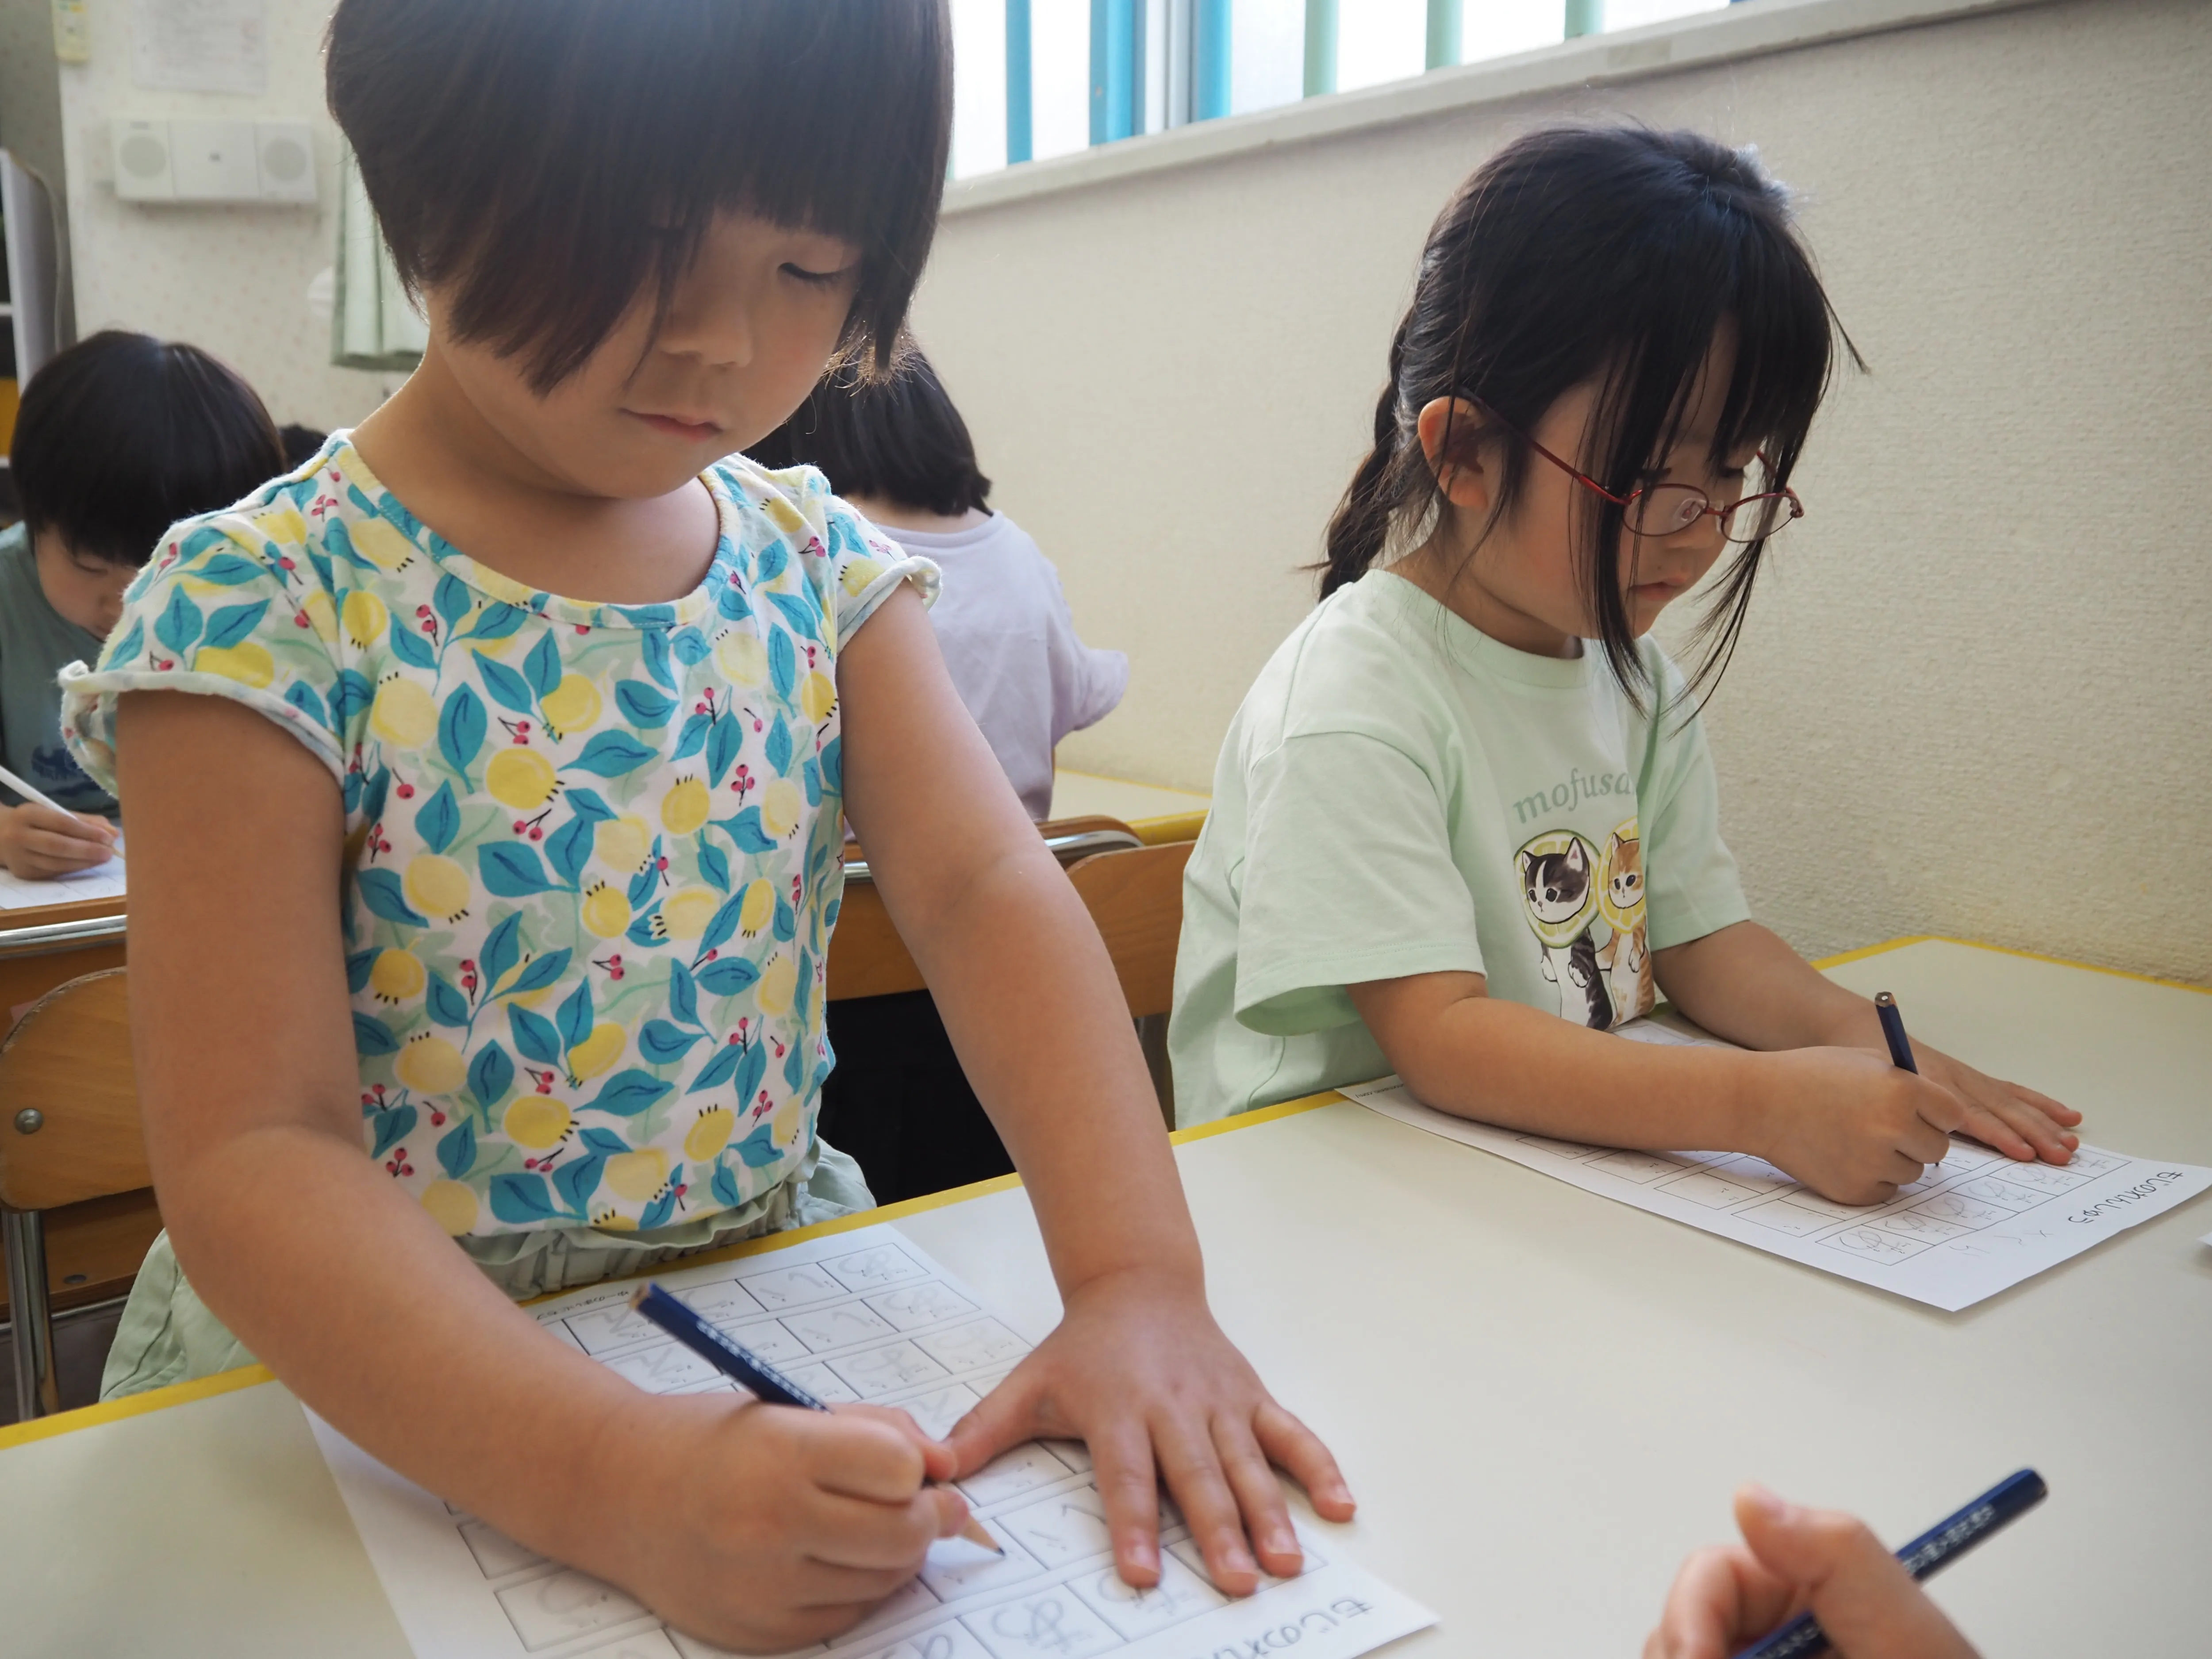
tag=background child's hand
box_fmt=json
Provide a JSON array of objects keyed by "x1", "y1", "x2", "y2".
[
  {"x1": 1755, "y1": 1048, "x2": 1966, "y2": 1205},
  {"x1": 0, "y1": 799, "x2": 117, "y2": 879},
  {"x1": 1909, "y1": 1043, "x2": 2081, "y2": 1165},
  {"x1": 1645, "y1": 1485, "x2": 1980, "y2": 1659},
  {"x1": 942, "y1": 1267, "x2": 1355, "y2": 1597},
  {"x1": 585, "y1": 1392, "x2": 971, "y2": 1654}
]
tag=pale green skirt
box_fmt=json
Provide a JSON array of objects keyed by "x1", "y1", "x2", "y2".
[{"x1": 100, "y1": 1139, "x2": 874, "y2": 1400}]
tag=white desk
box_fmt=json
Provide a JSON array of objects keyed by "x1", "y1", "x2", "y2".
[{"x1": 4, "y1": 939, "x2": 2208, "y2": 1655}]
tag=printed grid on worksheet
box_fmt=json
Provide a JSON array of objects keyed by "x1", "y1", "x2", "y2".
[
  {"x1": 1508, "y1": 1132, "x2": 2131, "y2": 1268},
  {"x1": 442, "y1": 1237, "x2": 1336, "y2": 1659}
]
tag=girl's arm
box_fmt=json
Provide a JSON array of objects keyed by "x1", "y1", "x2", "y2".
[
  {"x1": 1655, "y1": 921, "x2": 2081, "y2": 1163},
  {"x1": 837, "y1": 588, "x2": 1354, "y2": 1597},
  {"x1": 116, "y1": 693, "x2": 966, "y2": 1655},
  {"x1": 1347, "y1": 971, "x2": 1965, "y2": 1203}
]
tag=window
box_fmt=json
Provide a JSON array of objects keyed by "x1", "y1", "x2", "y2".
[{"x1": 956, "y1": 0, "x2": 1740, "y2": 181}]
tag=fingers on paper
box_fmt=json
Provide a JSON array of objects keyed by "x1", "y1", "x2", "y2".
[
  {"x1": 1255, "y1": 1397, "x2": 1355, "y2": 1521},
  {"x1": 1088, "y1": 1419, "x2": 1167, "y2": 1589}
]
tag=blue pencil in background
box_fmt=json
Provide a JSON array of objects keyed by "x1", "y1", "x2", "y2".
[
  {"x1": 630, "y1": 1281, "x2": 1002, "y2": 1554},
  {"x1": 1732, "y1": 1469, "x2": 2047, "y2": 1659}
]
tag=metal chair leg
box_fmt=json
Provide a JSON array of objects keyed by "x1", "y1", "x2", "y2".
[{"x1": 4, "y1": 1206, "x2": 58, "y2": 1419}]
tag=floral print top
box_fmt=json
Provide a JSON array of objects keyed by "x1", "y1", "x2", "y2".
[{"x1": 61, "y1": 435, "x2": 932, "y2": 1239}]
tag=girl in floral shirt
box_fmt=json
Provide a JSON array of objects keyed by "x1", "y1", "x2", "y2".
[{"x1": 65, "y1": 2, "x2": 1349, "y2": 1649}]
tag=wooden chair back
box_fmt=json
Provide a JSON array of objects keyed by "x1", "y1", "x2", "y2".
[
  {"x1": 0, "y1": 968, "x2": 149, "y2": 1212},
  {"x1": 827, "y1": 817, "x2": 1145, "y2": 1003},
  {"x1": 1063, "y1": 841, "x2": 1196, "y2": 1019}
]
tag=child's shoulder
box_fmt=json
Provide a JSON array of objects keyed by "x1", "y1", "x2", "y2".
[{"x1": 707, "y1": 454, "x2": 934, "y2": 631}]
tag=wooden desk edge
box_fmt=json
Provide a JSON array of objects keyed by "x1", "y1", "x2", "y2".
[{"x1": 12, "y1": 933, "x2": 2196, "y2": 1451}]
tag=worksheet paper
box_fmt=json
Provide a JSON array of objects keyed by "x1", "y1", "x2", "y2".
[
  {"x1": 1343, "y1": 1019, "x2": 2212, "y2": 1312},
  {"x1": 0, "y1": 856, "x2": 126, "y2": 910},
  {"x1": 310, "y1": 1224, "x2": 1433, "y2": 1659}
]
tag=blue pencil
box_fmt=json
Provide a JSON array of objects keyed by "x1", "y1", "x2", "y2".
[
  {"x1": 1874, "y1": 991, "x2": 1917, "y2": 1073},
  {"x1": 1731, "y1": 1469, "x2": 2047, "y2": 1659},
  {"x1": 629, "y1": 1281, "x2": 1002, "y2": 1553}
]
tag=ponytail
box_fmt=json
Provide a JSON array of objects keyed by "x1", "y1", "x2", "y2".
[{"x1": 1320, "y1": 321, "x2": 1413, "y2": 598}]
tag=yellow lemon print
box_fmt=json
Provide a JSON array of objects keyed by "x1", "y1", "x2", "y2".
[
  {"x1": 341, "y1": 589, "x2": 388, "y2": 649},
  {"x1": 503, "y1": 1096, "x2": 572, "y2": 1150},
  {"x1": 595, "y1": 814, "x2": 650, "y2": 872},
  {"x1": 369, "y1": 677, "x2": 438, "y2": 749},
  {"x1": 567, "y1": 1022, "x2": 626, "y2": 1083},
  {"x1": 839, "y1": 556, "x2": 885, "y2": 596},
  {"x1": 486, "y1": 747, "x2": 559, "y2": 810},
  {"x1": 471, "y1": 565, "x2": 534, "y2": 607},
  {"x1": 799, "y1": 671, "x2": 837, "y2": 723},
  {"x1": 420, "y1": 1180, "x2": 479, "y2": 1236},
  {"x1": 394, "y1": 1033, "x2": 467, "y2": 1096},
  {"x1": 405, "y1": 853, "x2": 471, "y2": 922},
  {"x1": 684, "y1": 1108, "x2": 733, "y2": 1162},
  {"x1": 253, "y1": 505, "x2": 309, "y2": 546},
  {"x1": 592, "y1": 1210, "x2": 639, "y2": 1233},
  {"x1": 737, "y1": 877, "x2": 776, "y2": 938},
  {"x1": 760, "y1": 779, "x2": 803, "y2": 840},
  {"x1": 660, "y1": 776, "x2": 710, "y2": 837},
  {"x1": 604, "y1": 1148, "x2": 670, "y2": 1203},
  {"x1": 195, "y1": 641, "x2": 276, "y2": 689},
  {"x1": 580, "y1": 880, "x2": 630, "y2": 939},
  {"x1": 756, "y1": 954, "x2": 797, "y2": 1016},
  {"x1": 714, "y1": 629, "x2": 766, "y2": 685},
  {"x1": 540, "y1": 673, "x2": 602, "y2": 737},
  {"x1": 769, "y1": 1096, "x2": 802, "y2": 1150},
  {"x1": 653, "y1": 887, "x2": 720, "y2": 941},
  {"x1": 299, "y1": 589, "x2": 339, "y2": 644},
  {"x1": 762, "y1": 496, "x2": 810, "y2": 538},
  {"x1": 368, "y1": 948, "x2": 426, "y2": 1005},
  {"x1": 350, "y1": 516, "x2": 418, "y2": 573}
]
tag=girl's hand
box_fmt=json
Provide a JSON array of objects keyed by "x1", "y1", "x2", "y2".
[
  {"x1": 1751, "y1": 1048, "x2": 1966, "y2": 1205},
  {"x1": 1645, "y1": 1485, "x2": 1979, "y2": 1659},
  {"x1": 943, "y1": 1267, "x2": 1355, "y2": 1597},
  {"x1": 585, "y1": 1393, "x2": 971, "y2": 1655},
  {"x1": 0, "y1": 799, "x2": 117, "y2": 878},
  {"x1": 1909, "y1": 1043, "x2": 2081, "y2": 1166}
]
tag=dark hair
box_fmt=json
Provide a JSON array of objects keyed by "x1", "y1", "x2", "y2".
[
  {"x1": 1322, "y1": 125, "x2": 1856, "y2": 704},
  {"x1": 748, "y1": 339, "x2": 991, "y2": 516},
  {"x1": 326, "y1": 0, "x2": 953, "y2": 393},
  {"x1": 278, "y1": 424, "x2": 329, "y2": 469},
  {"x1": 11, "y1": 330, "x2": 284, "y2": 567}
]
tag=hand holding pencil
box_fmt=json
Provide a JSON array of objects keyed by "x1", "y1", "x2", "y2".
[{"x1": 0, "y1": 762, "x2": 120, "y2": 880}]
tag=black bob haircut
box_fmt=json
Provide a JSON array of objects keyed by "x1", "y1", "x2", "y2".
[
  {"x1": 1323, "y1": 124, "x2": 1858, "y2": 707},
  {"x1": 12, "y1": 330, "x2": 283, "y2": 568},
  {"x1": 326, "y1": 0, "x2": 953, "y2": 393},
  {"x1": 749, "y1": 341, "x2": 992, "y2": 518}
]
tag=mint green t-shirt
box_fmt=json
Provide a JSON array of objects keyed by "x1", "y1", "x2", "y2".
[
  {"x1": 0, "y1": 520, "x2": 115, "y2": 815},
  {"x1": 1168, "y1": 570, "x2": 1750, "y2": 1125}
]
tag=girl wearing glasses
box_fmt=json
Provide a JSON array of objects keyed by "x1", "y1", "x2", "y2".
[{"x1": 1168, "y1": 125, "x2": 2079, "y2": 1206}]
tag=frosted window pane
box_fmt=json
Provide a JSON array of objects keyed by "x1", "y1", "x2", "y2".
[
  {"x1": 950, "y1": 0, "x2": 1008, "y2": 178},
  {"x1": 1231, "y1": 0, "x2": 1303, "y2": 116},
  {"x1": 1463, "y1": 0, "x2": 1563, "y2": 62},
  {"x1": 1336, "y1": 0, "x2": 1426, "y2": 93},
  {"x1": 1032, "y1": 0, "x2": 1091, "y2": 161},
  {"x1": 1605, "y1": 0, "x2": 1731, "y2": 27}
]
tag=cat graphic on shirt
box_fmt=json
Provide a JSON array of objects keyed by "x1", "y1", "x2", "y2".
[
  {"x1": 1516, "y1": 830, "x2": 1613, "y2": 1029},
  {"x1": 1595, "y1": 818, "x2": 1655, "y2": 1023}
]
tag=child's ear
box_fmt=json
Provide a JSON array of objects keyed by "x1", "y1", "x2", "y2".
[{"x1": 1415, "y1": 396, "x2": 1491, "y2": 512}]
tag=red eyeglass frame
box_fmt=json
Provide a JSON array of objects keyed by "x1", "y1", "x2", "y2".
[{"x1": 1463, "y1": 398, "x2": 1805, "y2": 542}]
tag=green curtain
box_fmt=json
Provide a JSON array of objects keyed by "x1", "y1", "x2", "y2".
[{"x1": 332, "y1": 144, "x2": 426, "y2": 372}]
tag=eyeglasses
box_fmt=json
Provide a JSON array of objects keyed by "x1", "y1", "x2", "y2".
[{"x1": 1466, "y1": 399, "x2": 1805, "y2": 544}]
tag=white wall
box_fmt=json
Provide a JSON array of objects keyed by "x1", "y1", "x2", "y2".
[
  {"x1": 55, "y1": 0, "x2": 381, "y2": 429},
  {"x1": 914, "y1": 0, "x2": 2212, "y2": 984}
]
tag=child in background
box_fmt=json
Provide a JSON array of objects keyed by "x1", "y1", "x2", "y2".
[
  {"x1": 1648, "y1": 1486, "x2": 1981, "y2": 1659},
  {"x1": 65, "y1": 3, "x2": 1347, "y2": 1650},
  {"x1": 0, "y1": 330, "x2": 280, "y2": 876},
  {"x1": 751, "y1": 339, "x2": 1126, "y2": 822},
  {"x1": 751, "y1": 340, "x2": 1126, "y2": 1201},
  {"x1": 1170, "y1": 126, "x2": 2080, "y2": 1204}
]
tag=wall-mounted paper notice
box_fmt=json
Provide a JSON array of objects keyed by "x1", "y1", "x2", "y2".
[
  {"x1": 310, "y1": 1223, "x2": 1436, "y2": 1659},
  {"x1": 1345, "y1": 1018, "x2": 2212, "y2": 1312},
  {"x1": 131, "y1": 0, "x2": 267, "y2": 96}
]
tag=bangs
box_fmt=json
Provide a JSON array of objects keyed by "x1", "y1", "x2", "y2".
[{"x1": 328, "y1": 0, "x2": 952, "y2": 391}]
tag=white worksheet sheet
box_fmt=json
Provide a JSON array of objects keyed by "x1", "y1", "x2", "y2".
[
  {"x1": 1344, "y1": 1018, "x2": 2211, "y2": 1312},
  {"x1": 311, "y1": 1224, "x2": 1434, "y2": 1659},
  {"x1": 0, "y1": 856, "x2": 125, "y2": 910}
]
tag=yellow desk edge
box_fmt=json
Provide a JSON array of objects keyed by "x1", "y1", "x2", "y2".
[{"x1": 6, "y1": 933, "x2": 2199, "y2": 1454}]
